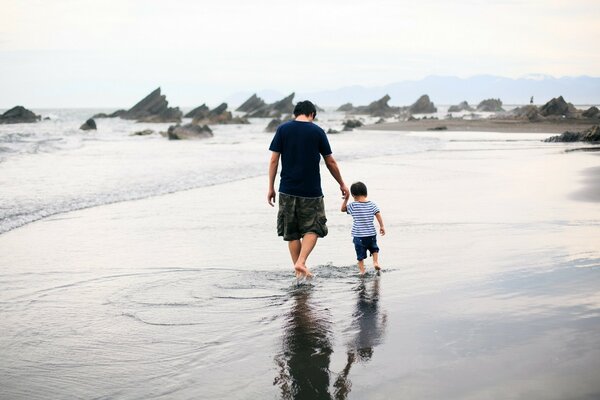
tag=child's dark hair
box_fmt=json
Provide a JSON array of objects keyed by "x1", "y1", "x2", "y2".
[
  {"x1": 293, "y1": 100, "x2": 317, "y2": 118},
  {"x1": 350, "y1": 181, "x2": 367, "y2": 197}
]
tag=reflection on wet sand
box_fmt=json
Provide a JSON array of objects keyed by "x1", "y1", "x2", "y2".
[
  {"x1": 274, "y1": 286, "x2": 334, "y2": 399},
  {"x1": 274, "y1": 276, "x2": 387, "y2": 400},
  {"x1": 334, "y1": 275, "x2": 387, "y2": 399}
]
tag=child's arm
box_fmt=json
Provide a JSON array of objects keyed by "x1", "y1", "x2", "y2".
[
  {"x1": 375, "y1": 212, "x2": 385, "y2": 235},
  {"x1": 341, "y1": 196, "x2": 349, "y2": 212}
]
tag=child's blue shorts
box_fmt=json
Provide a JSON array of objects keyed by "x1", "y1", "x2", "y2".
[{"x1": 353, "y1": 236, "x2": 379, "y2": 261}]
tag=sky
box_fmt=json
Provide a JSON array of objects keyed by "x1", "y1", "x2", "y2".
[{"x1": 1, "y1": 0, "x2": 599, "y2": 107}]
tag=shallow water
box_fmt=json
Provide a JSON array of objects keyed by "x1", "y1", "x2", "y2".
[{"x1": 1, "y1": 113, "x2": 600, "y2": 399}]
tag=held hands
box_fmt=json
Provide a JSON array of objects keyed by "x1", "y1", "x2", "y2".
[{"x1": 341, "y1": 184, "x2": 350, "y2": 200}]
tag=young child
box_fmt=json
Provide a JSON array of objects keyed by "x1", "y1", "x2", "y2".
[{"x1": 341, "y1": 181, "x2": 385, "y2": 275}]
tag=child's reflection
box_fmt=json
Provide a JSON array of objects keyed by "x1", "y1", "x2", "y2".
[{"x1": 334, "y1": 276, "x2": 387, "y2": 399}]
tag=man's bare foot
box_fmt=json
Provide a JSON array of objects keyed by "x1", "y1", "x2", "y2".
[
  {"x1": 358, "y1": 264, "x2": 366, "y2": 275},
  {"x1": 294, "y1": 264, "x2": 313, "y2": 279},
  {"x1": 374, "y1": 263, "x2": 381, "y2": 271}
]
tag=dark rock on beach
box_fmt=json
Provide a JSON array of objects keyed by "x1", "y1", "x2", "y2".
[
  {"x1": 93, "y1": 109, "x2": 126, "y2": 118},
  {"x1": 80, "y1": 118, "x2": 97, "y2": 130},
  {"x1": 265, "y1": 118, "x2": 282, "y2": 133},
  {"x1": 166, "y1": 123, "x2": 213, "y2": 140},
  {"x1": 343, "y1": 119, "x2": 363, "y2": 131},
  {"x1": 583, "y1": 106, "x2": 600, "y2": 119},
  {"x1": 192, "y1": 103, "x2": 249, "y2": 125},
  {"x1": 539, "y1": 96, "x2": 577, "y2": 118},
  {"x1": 184, "y1": 104, "x2": 209, "y2": 119},
  {"x1": 477, "y1": 98, "x2": 504, "y2": 112},
  {"x1": 0, "y1": 106, "x2": 41, "y2": 124},
  {"x1": 236, "y1": 94, "x2": 266, "y2": 113},
  {"x1": 448, "y1": 101, "x2": 474, "y2": 113},
  {"x1": 337, "y1": 103, "x2": 354, "y2": 112},
  {"x1": 543, "y1": 125, "x2": 600, "y2": 143},
  {"x1": 350, "y1": 95, "x2": 401, "y2": 117},
  {"x1": 427, "y1": 125, "x2": 447, "y2": 131},
  {"x1": 327, "y1": 128, "x2": 340, "y2": 134},
  {"x1": 120, "y1": 88, "x2": 182, "y2": 123},
  {"x1": 246, "y1": 93, "x2": 295, "y2": 118},
  {"x1": 409, "y1": 95, "x2": 437, "y2": 114},
  {"x1": 131, "y1": 129, "x2": 155, "y2": 136},
  {"x1": 508, "y1": 105, "x2": 543, "y2": 122}
]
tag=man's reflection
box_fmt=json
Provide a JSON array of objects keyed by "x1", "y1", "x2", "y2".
[
  {"x1": 274, "y1": 286, "x2": 335, "y2": 400},
  {"x1": 334, "y1": 276, "x2": 387, "y2": 399}
]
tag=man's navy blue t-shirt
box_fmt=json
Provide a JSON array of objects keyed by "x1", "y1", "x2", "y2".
[{"x1": 269, "y1": 120, "x2": 332, "y2": 198}]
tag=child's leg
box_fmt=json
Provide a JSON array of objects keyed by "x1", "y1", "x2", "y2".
[
  {"x1": 358, "y1": 259, "x2": 366, "y2": 275},
  {"x1": 373, "y1": 252, "x2": 381, "y2": 270}
]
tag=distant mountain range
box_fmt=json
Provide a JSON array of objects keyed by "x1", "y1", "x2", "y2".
[{"x1": 227, "y1": 75, "x2": 600, "y2": 108}]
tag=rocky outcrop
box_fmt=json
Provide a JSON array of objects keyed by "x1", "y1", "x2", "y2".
[
  {"x1": 343, "y1": 119, "x2": 363, "y2": 131},
  {"x1": 427, "y1": 126, "x2": 447, "y2": 131},
  {"x1": 131, "y1": 129, "x2": 155, "y2": 136},
  {"x1": 508, "y1": 105, "x2": 543, "y2": 122},
  {"x1": 192, "y1": 103, "x2": 249, "y2": 125},
  {"x1": 543, "y1": 125, "x2": 600, "y2": 143},
  {"x1": 166, "y1": 123, "x2": 213, "y2": 140},
  {"x1": 184, "y1": 104, "x2": 209, "y2": 119},
  {"x1": 353, "y1": 95, "x2": 401, "y2": 117},
  {"x1": 93, "y1": 109, "x2": 126, "y2": 118},
  {"x1": 246, "y1": 93, "x2": 295, "y2": 118},
  {"x1": 448, "y1": 101, "x2": 474, "y2": 113},
  {"x1": 120, "y1": 88, "x2": 182, "y2": 123},
  {"x1": 583, "y1": 106, "x2": 600, "y2": 119},
  {"x1": 0, "y1": 106, "x2": 41, "y2": 124},
  {"x1": 337, "y1": 103, "x2": 354, "y2": 112},
  {"x1": 477, "y1": 98, "x2": 504, "y2": 112},
  {"x1": 409, "y1": 95, "x2": 437, "y2": 114},
  {"x1": 265, "y1": 118, "x2": 282, "y2": 133},
  {"x1": 80, "y1": 118, "x2": 97, "y2": 130},
  {"x1": 236, "y1": 94, "x2": 266, "y2": 113},
  {"x1": 327, "y1": 128, "x2": 340, "y2": 134},
  {"x1": 539, "y1": 96, "x2": 577, "y2": 117}
]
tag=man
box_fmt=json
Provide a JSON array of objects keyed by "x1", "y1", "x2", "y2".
[{"x1": 268, "y1": 100, "x2": 349, "y2": 278}]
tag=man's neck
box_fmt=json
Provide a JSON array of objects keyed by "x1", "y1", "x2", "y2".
[{"x1": 295, "y1": 115, "x2": 313, "y2": 122}]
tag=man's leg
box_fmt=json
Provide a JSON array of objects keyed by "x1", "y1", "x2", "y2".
[
  {"x1": 294, "y1": 233, "x2": 318, "y2": 277},
  {"x1": 288, "y1": 240, "x2": 301, "y2": 265}
]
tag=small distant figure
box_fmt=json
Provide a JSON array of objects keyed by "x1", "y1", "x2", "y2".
[
  {"x1": 341, "y1": 182, "x2": 386, "y2": 275},
  {"x1": 530, "y1": 96, "x2": 534, "y2": 104}
]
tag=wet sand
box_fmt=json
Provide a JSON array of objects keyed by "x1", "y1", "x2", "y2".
[
  {"x1": 1, "y1": 131, "x2": 600, "y2": 399},
  {"x1": 364, "y1": 118, "x2": 597, "y2": 133}
]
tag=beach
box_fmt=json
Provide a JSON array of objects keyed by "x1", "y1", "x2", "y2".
[{"x1": 1, "y1": 117, "x2": 600, "y2": 398}]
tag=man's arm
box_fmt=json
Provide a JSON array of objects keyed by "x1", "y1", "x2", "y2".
[
  {"x1": 323, "y1": 154, "x2": 349, "y2": 199},
  {"x1": 268, "y1": 151, "x2": 280, "y2": 207}
]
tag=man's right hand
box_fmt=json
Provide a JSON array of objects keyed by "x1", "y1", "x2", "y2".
[
  {"x1": 341, "y1": 185, "x2": 350, "y2": 199},
  {"x1": 268, "y1": 188, "x2": 276, "y2": 207}
]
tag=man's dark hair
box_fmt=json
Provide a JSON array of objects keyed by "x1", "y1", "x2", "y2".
[
  {"x1": 350, "y1": 181, "x2": 367, "y2": 197},
  {"x1": 293, "y1": 100, "x2": 317, "y2": 118}
]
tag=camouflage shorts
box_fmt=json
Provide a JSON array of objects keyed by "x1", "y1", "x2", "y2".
[{"x1": 277, "y1": 193, "x2": 328, "y2": 241}]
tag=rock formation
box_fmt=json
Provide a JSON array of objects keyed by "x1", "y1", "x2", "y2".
[
  {"x1": 539, "y1": 96, "x2": 577, "y2": 117},
  {"x1": 327, "y1": 128, "x2": 340, "y2": 134},
  {"x1": 236, "y1": 94, "x2": 266, "y2": 113},
  {"x1": 120, "y1": 88, "x2": 182, "y2": 123},
  {"x1": 583, "y1": 106, "x2": 600, "y2": 119},
  {"x1": 93, "y1": 110, "x2": 126, "y2": 118},
  {"x1": 80, "y1": 118, "x2": 97, "y2": 130},
  {"x1": 0, "y1": 106, "x2": 41, "y2": 124},
  {"x1": 265, "y1": 118, "x2": 282, "y2": 133},
  {"x1": 409, "y1": 95, "x2": 437, "y2": 114},
  {"x1": 507, "y1": 105, "x2": 543, "y2": 122},
  {"x1": 184, "y1": 104, "x2": 209, "y2": 119},
  {"x1": 448, "y1": 101, "x2": 474, "y2": 113},
  {"x1": 246, "y1": 93, "x2": 295, "y2": 118},
  {"x1": 191, "y1": 103, "x2": 249, "y2": 125},
  {"x1": 166, "y1": 123, "x2": 213, "y2": 140},
  {"x1": 131, "y1": 129, "x2": 155, "y2": 136},
  {"x1": 543, "y1": 125, "x2": 600, "y2": 143},
  {"x1": 477, "y1": 99, "x2": 504, "y2": 112},
  {"x1": 343, "y1": 119, "x2": 363, "y2": 131},
  {"x1": 337, "y1": 103, "x2": 354, "y2": 112}
]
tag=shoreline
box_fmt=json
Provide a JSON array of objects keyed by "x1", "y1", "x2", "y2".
[{"x1": 363, "y1": 118, "x2": 597, "y2": 133}]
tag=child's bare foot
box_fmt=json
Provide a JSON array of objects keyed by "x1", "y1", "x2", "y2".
[{"x1": 294, "y1": 264, "x2": 313, "y2": 279}]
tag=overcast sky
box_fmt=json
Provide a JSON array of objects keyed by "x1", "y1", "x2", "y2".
[{"x1": 1, "y1": 0, "x2": 598, "y2": 107}]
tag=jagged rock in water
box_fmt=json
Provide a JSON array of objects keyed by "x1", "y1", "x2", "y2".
[
  {"x1": 93, "y1": 109, "x2": 126, "y2": 118},
  {"x1": 265, "y1": 118, "x2": 282, "y2": 133},
  {"x1": 247, "y1": 93, "x2": 295, "y2": 118},
  {"x1": 80, "y1": 118, "x2": 97, "y2": 130},
  {"x1": 448, "y1": 101, "x2": 474, "y2": 113},
  {"x1": 192, "y1": 103, "x2": 249, "y2": 125},
  {"x1": 337, "y1": 103, "x2": 354, "y2": 112},
  {"x1": 375, "y1": 118, "x2": 386, "y2": 124},
  {"x1": 120, "y1": 87, "x2": 182, "y2": 123},
  {"x1": 409, "y1": 95, "x2": 437, "y2": 114},
  {"x1": 0, "y1": 106, "x2": 41, "y2": 124},
  {"x1": 327, "y1": 128, "x2": 340, "y2": 134},
  {"x1": 343, "y1": 119, "x2": 363, "y2": 131},
  {"x1": 167, "y1": 123, "x2": 213, "y2": 140},
  {"x1": 583, "y1": 106, "x2": 600, "y2": 119},
  {"x1": 427, "y1": 126, "x2": 447, "y2": 131},
  {"x1": 539, "y1": 96, "x2": 577, "y2": 117},
  {"x1": 184, "y1": 104, "x2": 209, "y2": 119},
  {"x1": 236, "y1": 94, "x2": 266, "y2": 113},
  {"x1": 351, "y1": 95, "x2": 401, "y2": 117},
  {"x1": 543, "y1": 125, "x2": 600, "y2": 142},
  {"x1": 477, "y1": 98, "x2": 504, "y2": 112},
  {"x1": 509, "y1": 105, "x2": 543, "y2": 122}
]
